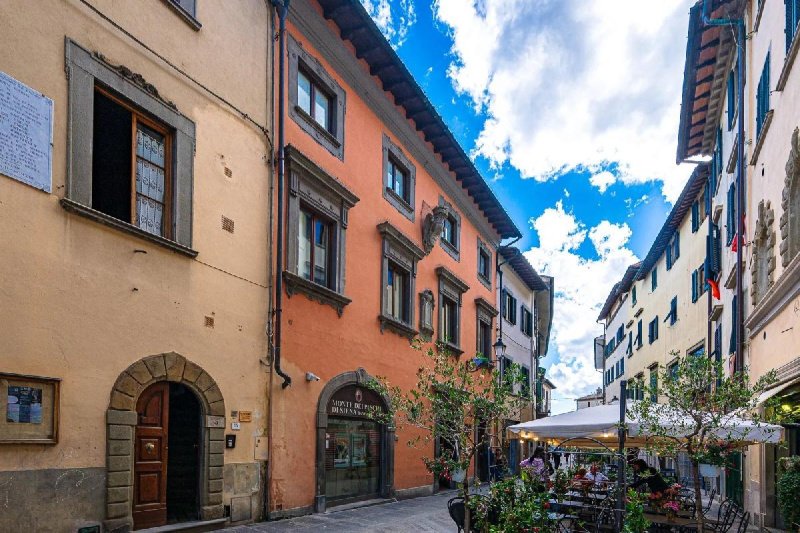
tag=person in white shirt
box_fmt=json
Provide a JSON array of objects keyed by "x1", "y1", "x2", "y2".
[{"x1": 583, "y1": 463, "x2": 609, "y2": 486}]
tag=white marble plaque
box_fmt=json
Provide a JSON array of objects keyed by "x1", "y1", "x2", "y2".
[{"x1": 0, "y1": 71, "x2": 53, "y2": 193}]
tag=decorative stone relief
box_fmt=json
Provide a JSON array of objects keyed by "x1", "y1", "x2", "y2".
[
  {"x1": 751, "y1": 200, "x2": 776, "y2": 306},
  {"x1": 422, "y1": 205, "x2": 449, "y2": 255},
  {"x1": 93, "y1": 52, "x2": 177, "y2": 110},
  {"x1": 780, "y1": 127, "x2": 800, "y2": 267}
]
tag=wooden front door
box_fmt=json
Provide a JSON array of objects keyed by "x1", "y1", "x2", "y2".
[{"x1": 133, "y1": 382, "x2": 169, "y2": 529}]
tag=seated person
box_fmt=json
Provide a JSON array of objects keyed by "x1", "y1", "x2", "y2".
[
  {"x1": 573, "y1": 467, "x2": 587, "y2": 480},
  {"x1": 629, "y1": 459, "x2": 669, "y2": 493},
  {"x1": 583, "y1": 463, "x2": 609, "y2": 486}
]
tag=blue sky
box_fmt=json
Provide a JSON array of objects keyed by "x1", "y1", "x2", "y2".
[{"x1": 360, "y1": 0, "x2": 696, "y2": 412}]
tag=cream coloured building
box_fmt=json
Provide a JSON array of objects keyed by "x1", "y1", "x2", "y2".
[
  {"x1": 0, "y1": 1, "x2": 274, "y2": 531},
  {"x1": 598, "y1": 165, "x2": 711, "y2": 406}
]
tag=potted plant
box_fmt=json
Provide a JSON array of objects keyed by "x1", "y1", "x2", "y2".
[{"x1": 777, "y1": 456, "x2": 800, "y2": 531}]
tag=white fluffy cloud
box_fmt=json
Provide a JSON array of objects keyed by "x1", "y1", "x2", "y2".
[
  {"x1": 524, "y1": 202, "x2": 638, "y2": 413},
  {"x1": 360, "y1": 0, "x2": 417, "y2": 48},
  {"x1": 433, "y1": 0, "x2": 697, "y2": 202}
]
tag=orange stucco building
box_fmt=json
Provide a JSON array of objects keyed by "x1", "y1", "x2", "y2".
[{"x1": 267, "y1": 0, "x2": 520, "y2": 516}]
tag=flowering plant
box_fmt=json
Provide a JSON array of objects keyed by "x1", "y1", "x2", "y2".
[{"x1": 662, "y1": 501, "x2": 680, "y2": 513}]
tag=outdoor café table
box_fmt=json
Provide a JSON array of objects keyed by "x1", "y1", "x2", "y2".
[{"x1": 644, "y1": 512, "x2": 695, "y2": 532}]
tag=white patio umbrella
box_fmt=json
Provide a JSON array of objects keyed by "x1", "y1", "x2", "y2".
[{"x1": 507, "y1": 401, "x2": 783, "y2": 448}]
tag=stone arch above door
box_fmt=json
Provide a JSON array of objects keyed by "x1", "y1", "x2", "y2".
[
  {"x1": 104, "y1": 352, "x2": 226, "y2": 532},
  {"x1": 314, "y1": 368, "x2": 395, "y2": 513}
]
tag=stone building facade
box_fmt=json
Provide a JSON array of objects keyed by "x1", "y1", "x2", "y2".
[{"x1": 0, "y1": 1, "x2": 274, "y2": 530}]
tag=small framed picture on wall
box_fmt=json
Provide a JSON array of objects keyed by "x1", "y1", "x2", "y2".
[{"x1": 0, "y1": 373, "x2": 60, "y2": 444}]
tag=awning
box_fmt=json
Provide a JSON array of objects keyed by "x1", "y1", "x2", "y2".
[
  {"x1": 508, "y1": 401, "x2": 784, "y2": 448},
  {"x1": 757, "y1": 376, "x2": 800, "y2": 406}
]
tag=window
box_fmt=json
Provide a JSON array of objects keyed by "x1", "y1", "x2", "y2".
[
  {"x1": 632, "y1": 286, "x2": 637, "y2": 306},
  {"x1": 620, "y1": 357, "x2": 625, "y2": 376},
  {"x1": 636, "y1": 319, "x2": 643, "y2": 348},
  {"x1": 756, "y1": 53, "x2": 771, "y2": 141},
  {"x1": 419, "y1": 290, "x2": 435, "y2": 340},
  {"x1": 666, "y1": 231, "x2": 680, "y2": 270},
  {"x1": 477, "y1": 239, "x2": 492, "y2": 289},
  {"x1": 691, "y1": 200, "x2": 700, "y2": 233},
  {"x1": 378, "y1": 222, "x2": 424, "y2": 337},
  {"x1": 521, "y1": 306, "x2": 533, "y2": 337},
  {"x1": 649, "y1": 367, "x2": 658, "y2": 403},
  {"x1": 626, "y1": 331, "x2": 633, "y2": 357},
  {"x1": 668, "y1": 362, "x2": 679, "y2": 382},
  {"x1": 502, "y1": 290, "x2": 518, "y2": 325},
  {"x1": 299, "y1": 208, "x2": 334, "y2": 287},
  {"x1": 385, "y1": 263, "x2": 409, "y2": 322},
  {"x1": 714, "y1": 323, "x2": 723, "y2": 387},
  {"x1": 688, "y1": 344, "x2": 705, "y2": 357},
  {"x1": 708, "y1": 223, "x2": 722, "y2": 276},
  {"x1": 520, "y1": 366, "x2": 531, "y2": 397},
  {"x1": 476, "y1": 297, "x2": 498, "y2": 359},
  {"x1": 727, "y1": 70, "x2": 736, "y2": 130},
  {"x1": 710, "y1": 128, "x2": 722, "y2": 194},
  {"x1": 729, "y1": 295, "x2": 738, "y2": 354},
  {"x1": 651, "y1": 268, "x2": 658, "y2": 291},
  {"x1": 616, "y1": 325, "x2": 624, "y2": 344},
  {"x1": 165, "y1": 0, "x2": 200, "y2": 28},
  {"x1": 91, "y1": 88, "x2": 173, "y2": 238},
  {"x1": 727, "y1": 183, "x2": 737, "y2": 245},
  {"x1": 288, "y1": 36, "x2": 346, "y2": 159},
  {"x1": 438, "y1": 197, "x2": 461, "y2": 260},
  {"x1": 284, "y1": 147, "x2": 359, "y2": 315},
  {"x1": 691, "y1": 264, "x2": 707, "y2": 303},
  {"x1": 382, "y1": 135, "x2": 416, "y2": 220},
  {"x1": 788, "y1": 0, "x2": 800, "y2": 53},
  {"x1": 666, "y1": 296, "x2": 678, "y2": 325},
  {"x1": 63, "y1": 40, "x2": 196, "y2": 253},
  {"x1": 437, "y1": 266, "x2": 469, "y2": 351},
  {"x1": 648, "y1": 317, "x2": 659, "y2": 344},
  {"x1": 170, "y1": 0, "x2": 196, "y2": 16}
]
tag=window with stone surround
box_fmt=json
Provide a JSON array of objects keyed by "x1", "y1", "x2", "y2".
[
  {"x1": 439, "y1": 197, "x2": 461, "y2": 261},
  {"x1": 752, "y1": 200, "x2": 776, "y2": 305},
  {"x1": 475, "y1": 297, "x2": 498, "y2": 360},
  {"x1": 284, "y1": 146, "x2": 359, "y2": 316},
  {"x1": 477, "y1": 238, "x2": 492, "y2": 289},
  {"x1": 288, "y1": 35, "x2": 346, "y2": 160},
  {"x1": 63, "y1": 39, "x2": 196, "y2": 255},
  {"x1": 382, "y1": 135, "x2": 415, "y2": 221},
  {"x1": 378, "y1": 222, "x2": 424, "y2": 338},
  {"x1": 437, "y1": 266, "x2": 469, "y2": 353}
]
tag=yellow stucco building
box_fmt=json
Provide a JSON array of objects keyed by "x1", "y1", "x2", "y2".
[{"x1": 0, "y1": 1, "x2": 274, "y2": 530}]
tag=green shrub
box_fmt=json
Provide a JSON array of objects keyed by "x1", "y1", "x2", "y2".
[{"x1": 778, "y1": 457, "x2": 800, "y2": 530}]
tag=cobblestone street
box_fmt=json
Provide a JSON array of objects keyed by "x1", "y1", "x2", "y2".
[{"x1": 225, "y1": 492, "x2": 458, "y2": 533}]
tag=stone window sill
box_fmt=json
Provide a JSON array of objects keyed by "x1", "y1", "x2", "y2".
[
  {"x1": 440, "y1": 238, "x2": 460, "y2": 262},
  {"x1": 164, "y1": 0, "x2": 202, "y2": 31},
  {"x1": 383, "y1": 187, "x2": 414, "y2": 221},
  {"x1": 378, "y1": 314, "x2": 418, "y2": 339},
  {"x1": 477, "y1": 273, "x2": 491, "y2": 291},
  {"x1": 750, "y1": 110, "x2": 774, "y2": 166},
  {"x1": 437, "y1": 341, "x2": 463, "y2": 356},
  {"x1": 293, "y1": 105, "x2": 342, "y2": 152},
  {"x1": 61, "y1": 198, "x2": 198, "y2": 257},
  {"x1": 778, "y1": 30, "x2": 800, "y2": 92},
  {"x1": 283, "y1": 270, "x2": 351, "y2": 316}
]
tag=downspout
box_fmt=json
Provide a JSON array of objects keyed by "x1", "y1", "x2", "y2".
[
  {"x1": 271, "y1": 0, "x2": 292, "y2": 389},
  {"x1": 702, "y1": 0, "x2": 745, "y2": 375},
  {"x1": 264, "y1": 1, "x2": 276, "y2": 521},
  {"x1": 597, "y1": 318, "x2": 607, "y2": 403}
]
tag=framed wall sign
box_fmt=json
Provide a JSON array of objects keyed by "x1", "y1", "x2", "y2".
[{"x1": 0, "y1": 373, "x2": 60, "y2": 444}]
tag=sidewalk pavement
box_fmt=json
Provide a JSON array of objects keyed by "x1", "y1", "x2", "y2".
[{"x1": 224, "y1": 491, "x2": 459, "y2": 533}]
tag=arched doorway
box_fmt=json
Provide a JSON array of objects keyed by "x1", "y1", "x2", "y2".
[
  {"x1": 133, "y1": 382, "x2": 202, "y2": 529},
  {"x1": 104, "y1": 353, "x2": 226, "y2": 532},
  {"x1": 314, "y1": 369, "x2": 394, "y2": 513}
]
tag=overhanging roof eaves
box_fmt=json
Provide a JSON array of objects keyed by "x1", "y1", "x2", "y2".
[
  {"x1": 314, "y1": 0, "x2": 521, "y2": 239},
  {"x1": 500, "y1": 247, "x2": 548, "y2": 291},
  {"x1": 634, "y1": 163, "x2": 710, "y2": 281},
  {"x1": 597, "y1": 262, "x2": 642, "y2": 322},
  {"x1": 676, "y1": 0, "x2": 742, "y2": 163}
]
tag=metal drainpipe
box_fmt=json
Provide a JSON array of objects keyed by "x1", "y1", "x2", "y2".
[
  {"x1": 701, "y1": 0, "x2": 745, "y2": 374},
  {"x1": 597, "y1": 318, "x2": 606, "y2": 404},
  {"x1": 271, "y1": 0, "x2": 292, "y2": 389},
  {"x1": 264, "y1": 1, "x2": 277, "y2": 521}
]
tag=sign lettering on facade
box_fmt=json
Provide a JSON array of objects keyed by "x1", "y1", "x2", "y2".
[
  {"x1": 326, "y1": 385, "x2": 385, "y2": 418},
  {"x1": 0, "y1": 71, "x2": 53, "y2": 193}
]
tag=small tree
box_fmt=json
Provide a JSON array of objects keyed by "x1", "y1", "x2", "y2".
[
  {"x1": 369, "y1": 342, "x2": 525, "y2": 532},
  {"x1": 629, "y1": 352, "x2": 777, "y2": 531}
]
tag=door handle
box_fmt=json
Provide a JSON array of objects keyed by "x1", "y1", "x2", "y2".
[{"x1": 145, "y1": 442, "x2": 155, "y2": 453}]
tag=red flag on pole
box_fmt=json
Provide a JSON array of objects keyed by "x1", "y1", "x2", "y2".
[
  {"x1": 707, "y1": 278, "x2": 721, "y2": 300},
  {"x1": 731, "y1": 233, "x2": 738, "y2": 252}
]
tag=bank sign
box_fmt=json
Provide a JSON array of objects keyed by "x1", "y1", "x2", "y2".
[{"x1": 327, "y1": 385, "x2": 384, "y2": 418}]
